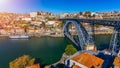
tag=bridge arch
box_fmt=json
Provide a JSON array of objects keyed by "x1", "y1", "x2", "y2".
[
  {"x1": 63, "y1": 20, "x2": 93, "y2": 50},
  {"x1": 60, "y1": 18, "x2": 120, "y2": 56}
]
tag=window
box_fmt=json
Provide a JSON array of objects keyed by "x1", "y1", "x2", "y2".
[{"x1": 97, "y1": 64, "x2": 100, "y2": 67}]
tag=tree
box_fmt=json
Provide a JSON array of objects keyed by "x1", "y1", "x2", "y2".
[
  {"x1": 84, "y1": 11, "x2": 91, "y2": 18},
  {"x1": 9, "y1": 55, "x2": 35, "y2": 68},
  {"x1": 65, "y1": 44, "x2": 77, "y2": 56},
  {"x1": 41, "y1": 22, "x2": 46, "y2": 28},
  {"x1": 74, "y1": 12, "x2": 83, "y2": 18},
  {"x1": 58, "y1": 22, "x2": 64, "y2": 29},
  {"x1": 23, "y1": 24, "x2": 29, "y2": 33},
  {"x1": 94, "y1": 24, "x2": 99, "y2": 28},
  {"x1": 45, "y1": 17, "x2": 56, "y2": 21},
  {"x1": 92, "y1": 14, "x2": 96, "y2": 18},
  {"x1": 78, "y1": 12, "x2": 83, "y2": 15}
]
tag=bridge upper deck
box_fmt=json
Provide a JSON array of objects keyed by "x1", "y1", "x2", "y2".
[{"x1": 60, "y1": 18, "x2": 120, "y2": 27}]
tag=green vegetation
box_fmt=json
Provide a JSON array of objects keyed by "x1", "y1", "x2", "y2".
[
  {"x1": 84, "y1": 11, "x2": 92, "y2": 18},
  {"x1": 65, "y1": 44, "x2": 77, "y2": 56},
  {"x1": 9, "y1": 55, "x2": 35, "y2": 68},
  {"x1": 45, "y1": 17, "x2": 56, "y2": 20},
  {"x1": 94, "y1": 24, "x2": 99, "y2": 27}
]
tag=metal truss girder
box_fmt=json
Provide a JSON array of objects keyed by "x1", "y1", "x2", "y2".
[
  {"x1": 63, "y1": 20, "x2": 93, "y2": 50},
  {"x1": 109, "y1": 27, "x2": 120, "y2": 56}
]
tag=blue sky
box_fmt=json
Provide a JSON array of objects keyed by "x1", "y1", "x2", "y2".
[{"x1": 0, "y1": 0, "x2": 120, "y2": 13}]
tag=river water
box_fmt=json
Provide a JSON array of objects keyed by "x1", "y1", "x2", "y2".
[{"x1": 0, "y1": 34, "x2": 111, "y2": 68}]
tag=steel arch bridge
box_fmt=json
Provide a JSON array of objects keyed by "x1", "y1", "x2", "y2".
[{"x1": 60, "y1": 18, "x2": 120, "y2": 56}]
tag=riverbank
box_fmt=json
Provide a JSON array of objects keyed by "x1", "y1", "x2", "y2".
[
  {"x1": 0, "y1": 35, "x2": 9, "y2": 39},
  {"x1": 94, "y1": 32, "x2": 113, "y2": 34},
  {"x1": 0, "y1": 31, "x2": 112, "y2": 38},
  {"x1": 43, "y1": 53, "x2": 68, "y2": 68},
  {"x1": 52, "y1": 53, "x2": 68, "y2": 65}
]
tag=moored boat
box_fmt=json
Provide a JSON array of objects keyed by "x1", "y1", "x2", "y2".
[{"x1": 9, "y1": 35, "x2": 31, "y2": 39}]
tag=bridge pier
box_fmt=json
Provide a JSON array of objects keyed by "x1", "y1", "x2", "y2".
[{"x1": 88, "y1": 23, "x2": 95, "y2": 45}]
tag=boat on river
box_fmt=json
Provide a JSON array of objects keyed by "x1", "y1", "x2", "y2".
[{"x1": 9, "y1": 35, "x2": 31, "y2": 39}]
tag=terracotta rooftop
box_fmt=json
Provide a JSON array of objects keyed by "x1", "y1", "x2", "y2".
[
  {"x1": 26, "y1": 64, "x2": 40, "y2": 68},
  {"x1": 73, "y1": 65, "x2": 81, "y2": 68},
  {"x1": 71, "y1": 52, "x2": 104, "y2": 68},
  {"x1": 113, "y1": 57, "x2": 120, "y2": 66}
]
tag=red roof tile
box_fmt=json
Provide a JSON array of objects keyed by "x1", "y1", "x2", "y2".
[{"x1": 72, "y1": 52, "x2": 104, "y2": 68}]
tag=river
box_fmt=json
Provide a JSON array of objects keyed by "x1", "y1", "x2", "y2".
[{"x1": 0, "y1": 34, "x2": 111, "y2": 68}]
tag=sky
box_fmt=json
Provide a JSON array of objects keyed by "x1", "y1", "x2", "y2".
[{"x1": 0, "y1": 0, "x2": 120, "y2": 14}]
